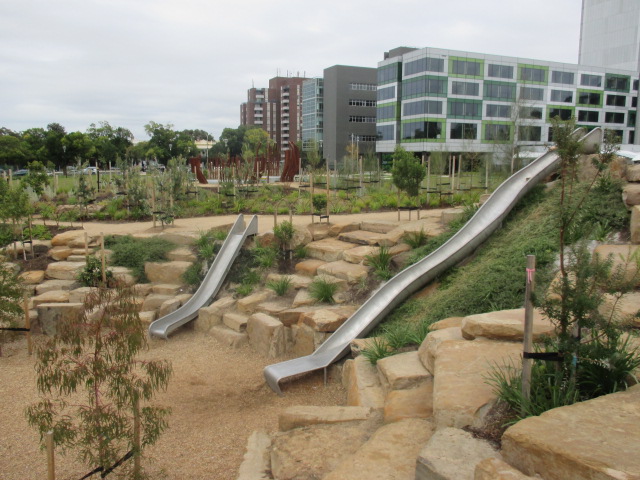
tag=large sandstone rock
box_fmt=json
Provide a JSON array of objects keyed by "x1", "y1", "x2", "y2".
[
  {"x1": 270, "y1": 421, "x2": 376, "y2": 480},
  {"x1": 338, "y1": 230, "x2": 387, "y2": 246},
  {"x1": 141, "y1": 294, "x2": 173, "y2": 312},
  {"x1": 144, "y1": 261, "x2": 191, "y2": 284},
  {"x1": 317, "y1": 260, "x2": 370, "y2": 284},
  {"x1": 255, "y1": 300, "x2": 290, "y2": 317},
  {"x1": 45, "y1": 261, "x2": 86, "y2": 280},
  {"x1": 69, "y1": 287, "x2": 98, "y2": 304},
  {"x1": 324, "y1": 419, "x2": 434, "y2": 480},
  {"x1": 416, "y1": 427, "x2": 501, "y2": 480},
  {"x1": 236, "y1": 290, "x2": 275, "y2": 314},
  {"x1": 593, "y1": 244, "x2": 640, "y2": 286},
  {"x1": 279, "y1": 406, "x2": 372, "y2": 431},
  {"x1": 158, "y1": 298, "x2": 181, "y2": 317},
  {"x1": 502, "y1": 385, "x2": 640, "y2": 480},
  {"x1": 152, "y1": 283, "x2": 185, "y2": 295},
  {"x1": 194, "y1": 297, "x2": 234, "y2": 332},
  {"x1": 329, "y1": 222, "x2": 361, "y2": 237},
  {"x1": 301, "y1": 306, "x2": 356, "y2": 332},
  {"x1": 223, "y1": 312, "x2": 248, "y2": 332},
  {"x1": 360, "y1": 219, "x2": 399, "y2": 233},
  {"x1": 291, "y1": 224, "x2": 312, "y2": 248},
  {"x1": 384, "y1": 382, "x2": 434, "y2": 423},
  {"x1": 430, "y1": 317, "x2": 464, "y2": 331},
  {"x1": 418, "y1": 326, "x2": 464, "y2": 374},
  {"x1": 237, "y1": 430, "x2": 271, "y2": 480},
  {"x1": 291, "y1": 289, "x2": 315, "y2": 308},
  {"x1": 19, "y1": 270, "x2": 45, "y2": 284},
  {"x1": 247, "y1": 312, "x2": 285, "y2": 357},
  {"x1": 51, "y1": 230, "x2": 92, "y2": 247},
  {"x1": 110, "y1": 266, "x2": 136, "y2": 286},
  {"x1": 36, "y1": 279, "x2": 79, "y2": 295},
  {"x1": 342, "y1": 356, "x2": 385, "y2": 410},
  {"x1": 626, "y1": 163, "x2": 640, "y2": 182},
  {"x1": 305, "y1": 238, "x2": 353, "y2": 262},
  {"x1": 290, "y1": 323, "x2": 331, "y2": 356},
  {"x1": 210, "y1": 325, "x2": 248, "y2": 348},
  {"x1": 433, "y1": 339, "x2": 521, "y2": 429},
  {"x1": 37, "y1": 302, "x2": 84, "y2": 335},
  {"x1": 376, "y1": 351, "x2": 432, "y2": 393},
  {"x1": 276, "y1": 306, "x2": 315, "y2": 327},
  {"x1": 166, "y1": 246, "x2": 196, "y2": 262},
  {"x1": 266, "y1": 273, "x2": 312, "y2": 290},
  {"x1": 294, "y1": 258, "x2": 327, "y2": 276},
  {"x1": 441, "y1": 207, "x2": 465, "y2": 225},
  {"x1": 632, "y1": 205, "x2": 640, "y2": 244},
  {"x1": 48, "y1": 246, "x2": 73, "y2": 261},
  {"x1": 474, "y1": 458, "x2": 536, "y2": 480},
  {"x1": 461, "y1": 308, "x2": 554, "y2": 341},
  {"x1": 623, "y1": 183, "x2": 640, "y2": 208},
  {"x1": 32, "y1": 290, "x2": 70, "y2": 308},
  {"x1": 343, "y1": 245, "x2": 378, "y2": 264},
  {"x1": 600, "y1": 291, "x2": 640, "y2": 327}
]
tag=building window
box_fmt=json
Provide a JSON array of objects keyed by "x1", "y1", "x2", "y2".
[
  {"x1": 605, "y1": 112, "x2": 625, "y2": 124},
  {"x1": 377, "y1": 104, "x2": 396, "y2": 121},
  {"x1": 350, "y1": 83, "x2": 377, "y2": 91},
  {"x1": 402, "y1": 121, "x2": 442, "y2": 140},
  {"x1": 550, "y1": 90, "x2": 573, "y2": 103},
  {"x1": 377, "y1": 86, "x2": 396, "y2": 101},
  {"x1": 487, "y1": 64, "x2": 513, "y2": 79},
  {"x1": 628, "y1": 111, "x2": 636, "y2": 127},
  {"x1": 403, "y1": 100, "x2": 443, "y2": 116},
  {"x1": 349, "y1": 116, "x2": 376, "y2": 123},
  {"x1": 549, "y1": 107, "x2": 573, "y2": 121},
  {"x1": 606, "y1": 95, "x2": 626, "y2": 107},
  {"x1": 377, "y1": 125, "x2": 395, "y2": 141},
  {"x1": 378, "y1": 63, "x2": 401, "y2": 84},
  {"x1": 520, "y1": 87, "x2": 544, "y2": 101},
  {"x1": 551, "y1": 71, "x2": 575, "y2": 85},
  {"x1": 633, "y1": 97, "x2": 638, "y2": 108},
  {"x1": 486, "y1": 104, "x2": 512, "y2": 118},
  {"x1": 448, "y1": 100, "x2": 481, "y2": 118},
  {"x1": 577, "y1": 110, "x2": 599, "y2": 122},
  {"x1": 484, "y1": 82, "x2": 516, "y2": 101},
  {"x1": 451, "y1": 59, "x2": 481, "y2": 76},
  {"x1": 357, "y1": 135, "x2": 377, "y2": 142},
  {"x1": 450, "y1": 123, "x2": 477, "y2": 140},
  {"x1": 605, "y1": 74, "x2": 630, "y2": 92},
  {"x1": 578, "y1": 91, "x2": 602, "y2": 106},
  {"x1": 404, "y1": 57, "x2": 445, "y2": 75},
  {"x1": 402, "y1": 76, "x2": 447, "y2": 99},
  {"x1": 580, "y1": 74, "x2": 602, "y2": 87},
  {"x1": 634, "y1": 79, "x2": 639, "y2": 91},
  {"x1": 519, "y1": 126, "x2": 542, "y2": 142},
  {"x1": 451, "y1": 81, "x2": 479, "y2": 96},
  {"x1": 349, "y1": 99, "x2": 376, "y2": 107},
  {"x1": 520, "y1": 66, "x2": 547, "y2": 83},
  {"x1": 519, "y1": 106, "x2": 543, "y2": 119},
  {"x1": 484, "y1": 124, "x2": 511, "y2": 142}
]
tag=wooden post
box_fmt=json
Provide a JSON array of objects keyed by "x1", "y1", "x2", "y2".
[
  {"x1": 457, "y1": 154, "x2": 462, "y2": 192},
  {"x1": 24, "y1": 292, "x2": 32, "y2": 355},
  {"x1": 28, "y1": 216, "x2": 34, "y2": 259},
  {"x1": 310, "y1": 168, "x2": 314, "y2": 225},
  {"x1": 46, "y1": 430, "x2": 55, "y2": 480},
  {"x1": 133, "y1": 398, "x2": 141, "y2": 478},
  {"x1": 358, "y1": 155, "x2": 363, "y2": 194},
  {"x1": 54, "y1": 173, "x2": 59, "y2": 194},
  {"x1": 100, "y1": 233, "x2": 106, "y2": 284},
  {"x1": 151, "y1": 183, "x2": 156, "y2": 228},
  {"x1": 84, "y1": 231, "x2": 89, "y2": 261},
  {"x1": 522, "y1": 255, "x2": 536, "y2": 407},
  {"x1": 426, "y1": 155, "x2": 431, "y2": 206},
  {"x1": 485, "y1": 155, "x2": 490, "y2": 193}
]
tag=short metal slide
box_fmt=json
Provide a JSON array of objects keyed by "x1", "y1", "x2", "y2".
[
  {"x1": 149, "y1": 214, "x2": 258, "y2": 339},
  {"x1": 264, "y1": 128, "x2": 603, "y2": 394}
]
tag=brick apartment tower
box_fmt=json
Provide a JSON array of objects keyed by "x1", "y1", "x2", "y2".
[{"x1": 241, "y1": 76, "x2": 306, "y2": 157}]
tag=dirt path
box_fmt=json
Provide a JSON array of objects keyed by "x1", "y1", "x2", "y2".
[{"x1": 0, "y1": 331, "x2": 344, "y2": 479}]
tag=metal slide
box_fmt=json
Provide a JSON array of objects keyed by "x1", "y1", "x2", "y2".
[
  {"x1": 264, "y1": 128, "x2": 603, "y2": 394},
  {"x1": 149, "y1": 214, "x2": 258, "y2": 339}
]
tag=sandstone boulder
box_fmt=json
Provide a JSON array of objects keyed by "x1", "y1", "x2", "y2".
[
  {"x1": 430, "y1": 317, "x2": 464, "y2": 331},
  {"x1": 376, "y1": 350, "x2": 432, "y2": 392},
  {"x1": 418, "y1": 326, "x2": 464, "y2": 374},
  {"x1": 623, "y1": 183, "x2": 640, "y2": 207},
  {"x1": 342, "y1": 356, "x2": 385, "y2": 410},
  {"x1": 329, "y1": 222, "x2": 361, "y2": 237},
  {"x1": 632, "y1": 205, "x2": 640, "y2": 244},
  {"x1": 51, "y1": 230, "x2": 92, "y2": 247},
  {"x1": 236, "y1": 290, "x2": 275, "y2": 314},
  {"x1": 20, "y1": 270, "x2": 45, "y2": 284},
  {"x1": 237, "y1": 430, "x2": 271, "y2": 480},
  {"x1": 461, "y1": 308, "x2": 554, "y2": 341},
  {"x1": 48, "y1": 246, "x2": 73, "y2": 261},
  {"x1": 37, "y1": 302, "x2": 84, "y2": 335},
  {"x1": 158, "y1": 298, "x2": 181, "y2": 317},
  {"x1": 278, "y1": 406, "x2": 372, "y2": 431},
  {"x1": 342, "y1": 245, "x2": 378, "y2": 264},
  {"x1": 474, "y1": 458, "x2": 536, "y2": 480},
  {"x1": 291, "y1": 289, "x2": 315, "y2": 308},
  {"x1": 384, "y1": 382, "x2": 434, "y2": 423},
  {"x1": 305, "y1": 238, "x2": 353, "y2": 261},
  {"x1": 593, "y1": 244, "x2": 640, "y2": 286},
  {"x1": 210, "y1": 325, "x2": 248, "y2": 348},
  {"x1": 626, "y1": 163, "x2": 640, "y2": 182},
  {"x1": 294, "y1": 259, "x2": 327, "y2": 276},
  {"x1": 247, "y1": 312, "x2": 285, "y2": 357},
  {"x1": 167, "y1": 246, "x2": 196, "y2": 262},
  {"x1": 36, "y1": 279, "x2": 79, "y2": 295},
  {"x1": 194, "y1": 296, "x2": 235, "y2": 332},
  {"x1": 338, "y1": 230, "x2": 387, "y2": 246},
  {"x1": 69, "y1": 287, "x2": 98, "y2": 304},
  {"x1": 152, "y1": 284, "x2": 185, "y2": 295},
  {"x1": 442, "y1": 207, "x2": 465, "y2": 225},
  {"x1": 144, "y1": 261, "x2": 191, "y2": 284},
  {"x1": 290, "y1": 323, "x2": 331, "y2": 356},
  {"x1": 301, "y1": 306, "x2": 356, "y2": 332},
  {"x1": 317, "y1": 260, "x2": 370, "y2": 284},
  {"x1": 45, "y1": 261, "x2": 86, "y2": 280},
  {"x1": 32, "y1": 290, "x2": 70, "y2": 308}
]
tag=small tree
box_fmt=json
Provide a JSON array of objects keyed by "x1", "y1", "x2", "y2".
[
  {"x1": 391, "y1": 146, "x2": 426, "y2": 217},
  {"x1": 23, "y1": 160, "x2": 51, "y2": 197},
  {"x1": 26, "y1": 282, "x2": 172, "y2": 478},
  {"x1": 0, "y1": 264, "x2": 25, "y2": 356}
]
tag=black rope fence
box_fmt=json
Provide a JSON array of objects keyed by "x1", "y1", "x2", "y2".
[{"x1": 77, "y1": 450, "x2": 133, "y2": 480}]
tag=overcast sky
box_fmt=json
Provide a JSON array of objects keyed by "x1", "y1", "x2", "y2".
[{"x1": 1, "y1": 0, "x2": 583, "y2": 141}]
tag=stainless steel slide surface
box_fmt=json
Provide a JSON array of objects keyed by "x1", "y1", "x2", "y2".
[
  {"x1": 149, "y1": 214, "x2": 258, "y2": 339},
  {"x1": 264, "y1": 128, "x2": 603, "y2": 395}
]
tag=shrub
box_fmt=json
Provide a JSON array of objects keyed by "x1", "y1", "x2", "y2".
[
  {"x1": 365, "y1": 245, "x2": 394, "y2": 280},
  {"x1": 77, "y1": 256, "x2": 114, "y2": 287},
  {"x1": 252, "y1": 245, "x2": 278, "y2": 269},
  {"x1": 105, "y1": 235, "x2": 174, "y2": 282},
  {"x1": 403, "y1": 229, "x2": 429, "y2": 249},
  {"x1": 309, "y1": 277, "x2": 338, "y2": 303},
  {"x1": 266, "y1": 276, "x2": 292, "y2": 296},
  {"x1": 273, "y1": 220, "x2": 295, "y2": 252},
  {"x1": 361, "y1": 337, "x2": 392, "y2": 365},
  {"x1": 294, "y1": 244, "x2": 308, "y2": 259}
]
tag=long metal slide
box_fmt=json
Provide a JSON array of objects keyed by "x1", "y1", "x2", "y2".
[
  {"x1": 264, "y1": 128, "x2": 603, "y2": 394},
  {"x1": 149, "y1": 214, "x2": 258, "y2": 339}
]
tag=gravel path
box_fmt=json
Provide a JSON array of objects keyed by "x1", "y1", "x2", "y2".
[{"x1": 0, "y1": 330, "x2": 345, "y2": 479}]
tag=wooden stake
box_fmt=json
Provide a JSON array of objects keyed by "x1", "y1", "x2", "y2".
[
  {"x1": 54, "y1": 173, "x2": 59, "y2": 194},
  {"x1": 29, "y1": 216, "x2": 34, "y2": 259},
  {"x1": 100, "y1": 233, "x2": 106, "y2": 284},
  {"x1": 84, "y1": 231, "x2": 89, "y2": 261},
  {"x1": 133, "y1": 398, "x2": 141, "y2": 477},
  {"x1": 46, "y1": 431, "x2": 55, "y2": 480},
  {"x1": 151, "y1": 183, "x2": 156, "y2": 228},
  {"x1": 522, "y1": 255, "x2": 536, "y2": 408},
  {"x1": 457, "y1": 154, "x2": 462, "y2": 192},
  {"x1": 24, "y1": 292, "x2": 32, "y2": 355}
]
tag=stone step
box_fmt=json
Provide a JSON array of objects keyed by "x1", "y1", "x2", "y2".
[
  {"x1": 210, "y1": 325, "x2": 248, "y2": 348},
  {"x1": 152, "y1": 283, "x2": 186, "y2": 295},
  {"x1": 45, "y1": 261, "x2": 86, "y2": 280},
  {"x1": 236, "y1": 290, "x2": 275, "y2": 314},
  {"x1": 278, "y1": 406, "x2": 372, "y2": 431},
  {"x1": 316, "y1": 260, "x2": 370, "y2": 284},
  {"x1": 502, "y1": 385, "x2": 640, "y2": 480},
  {"x1": 360, "y1": 219, "x2": 400, "y2": 233},
  {"x1": 342, "y1": 355, "x2": 385, "y2": 410},
  {"x1": 305, "y1": 237, "x2": 355, "y2": 262},
  {"x1": 31, "y1": 289, "x2": 70, "y2": 308},
  {"x1": 247, "y1": 312, "x2": 285, "y2": 357},
  {"x1": 223, "y1": 312, "x2": 249, "y2": 332},
  {"x1": 415, "y1": 427, "x2": 500, "y2": 480},
  {"x1": 301, "y1": 305, "x2": 357, "y2": 333},
  {"x1": 194, "y1": 296, "x2": 235, "y2": 333},
  {"x1": 323, "y1": 419, "x2": 434, "y2": 480},
  {"x1": 35, "y1": 279, "x2": 79, "y2": 295},
  {"x1": 294, "y1": 258, "x2": 327, "y2": 276},
  {"x1": 265, "y1": 272, "x2": 312, "y2": 289},
  {"x1": 67, "y1": 254, "x2": 88, "y2": 262},
  {"x1": 338, "y1": 230, "x2": 391, "y2": 246},
  {"x1": 254, "y1": 300, "x2": 290, "y2": 317},
  {"x1": 461, "y1": 308, "x2": 555, "y2": 341},
  {"x1": 236, "y1": 430, "x2": 271, "y2": 480}
]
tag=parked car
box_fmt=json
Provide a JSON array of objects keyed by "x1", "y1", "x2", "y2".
[
  {"x1": 12, "y1": 169, "x2": 28, "y2": 177},
  {"x1": 83, "y1": 166, "x2": 98, "y2": 175}
]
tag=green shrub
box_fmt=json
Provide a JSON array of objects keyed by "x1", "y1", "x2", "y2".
[
  {"x1": 365, "y1": 245, "x2": 394, "y2": 280},
  {"x1": 24, "y1": 224, "x2": 52, "y2": 240},
  {"x1": 252, "y1": 245, "x2": 278, "y2": 269},
  {"x1": 403, "y1": 229, "x2": 428, "y2": 249},
  {"x1": 235, "y1": 283, "x2": 253, "y2": 297},
  {"x1": 266, "y1": 276, "x2": 292, "y2": 296},
  {"x1": 77, "y1": 256, "x2": 114, "y2": 287},
  {"x1": 182, "y1": 261, "x2": 203, "y2": 286},
  {"x1": 105, "y1": 235, "x2": 174, "y2": 282},
  {"x1": 361, "y1": 337, "x2": 392, "y2": 365},
  {"x1": 294, "y1": 244, "x2": 308, "y2": 259},
  {"x1": 309, "y1": 277, "x2": 338, "y2": 304},
  {"x1": 273, "y1": 221, "x2": 295, "y2": 251}
]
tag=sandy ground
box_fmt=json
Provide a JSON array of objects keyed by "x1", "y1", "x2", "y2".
[{"x1": 0, "y1": 329, "x2": 345, "y2": 480}]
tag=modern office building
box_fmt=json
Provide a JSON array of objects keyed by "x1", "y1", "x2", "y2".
[
  {"x1": 579, "y1": 0, "x2": 640, "y2": 72},
  {"x1": 240, "y1": 76, "x2": 306, "y2": 157},
  {"x1": 376, "y1": 46, "x2": 639, "y2": 159},
  {"x1": 319, "y1": 65, "x2": 378, "y2": 167},
  {"x1": 301, "y1": 78, "x2": 324, "y2": 151}
]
